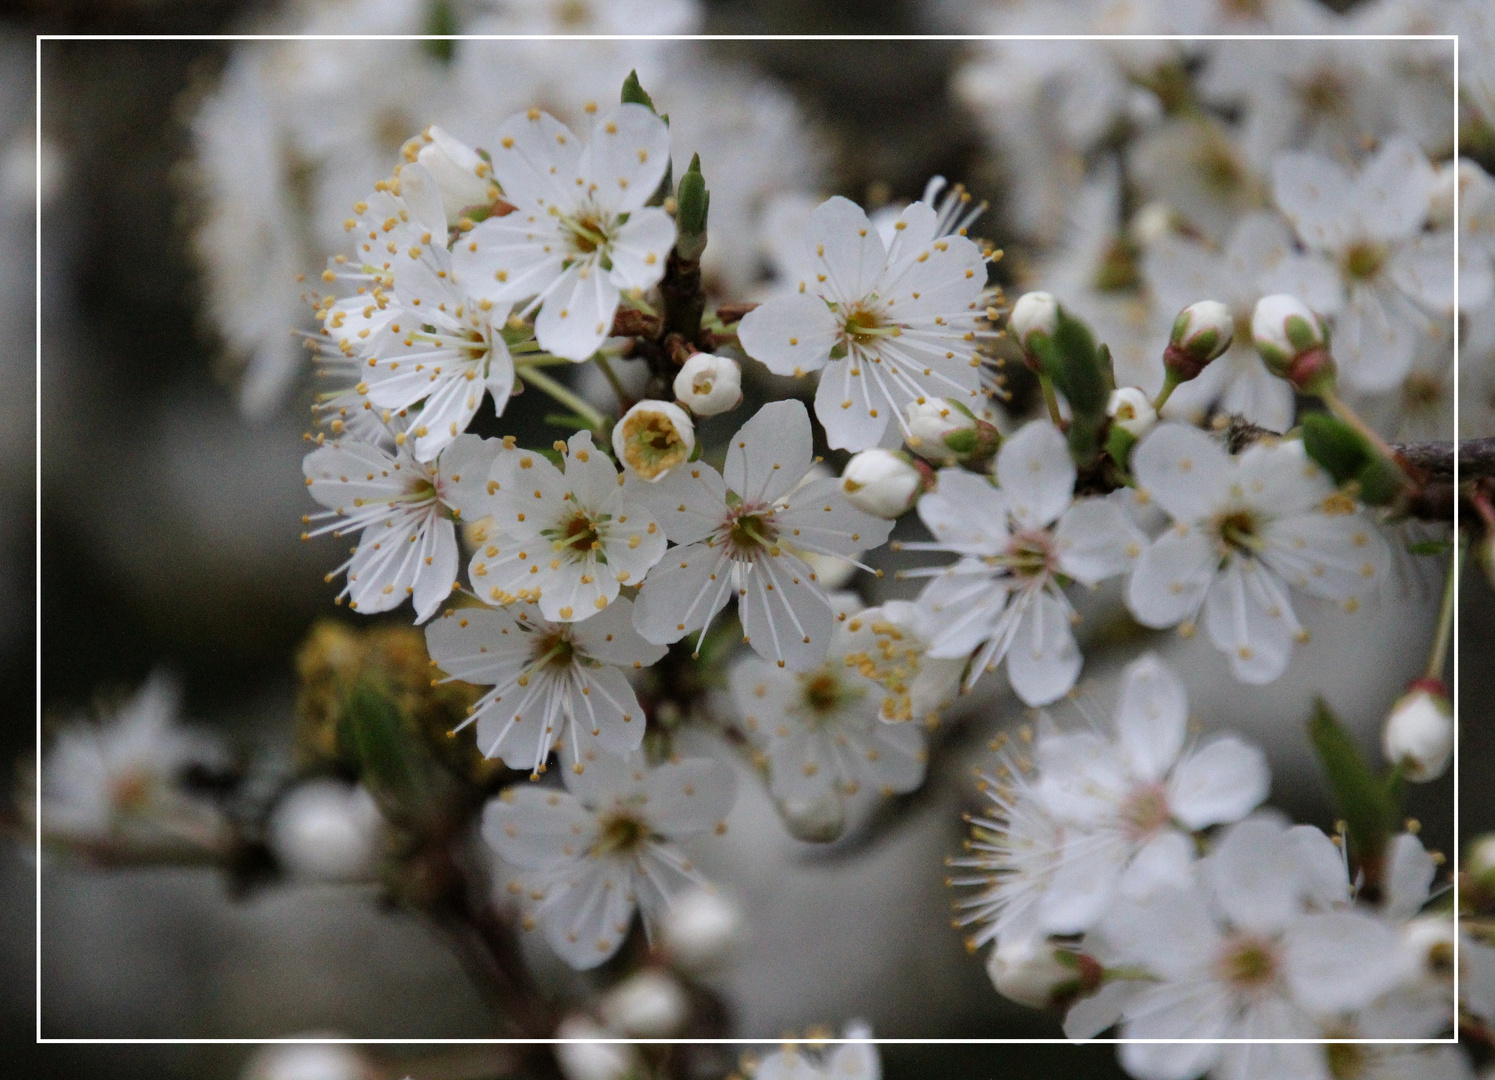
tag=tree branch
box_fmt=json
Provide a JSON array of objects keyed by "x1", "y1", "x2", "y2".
[{"x1": 1393, "y1": 437, "x2": 1495, "y2": 480}]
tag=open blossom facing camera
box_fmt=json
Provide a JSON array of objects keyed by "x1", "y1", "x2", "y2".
[
  {"x1": 303, "y1": 430, "x2": 500, "y2": 622},
  {"x1": 737, "y1": 195, "x2": 992, "y2": 451},
  {"x1": 950, "y1": 654, "x2": 1268, "y2": 951},
  {"x1": 633, "y1": 401, "x2": 893, "y2": 671},
  {"x1": 451, "y1": 104, "x2": 676, "y2": 362},
  {"x1": 467, "y1": 429, "x2": 666, "y2": 621},
  {"x1": 903, "y1": 420, "x2": 1147, "y2": 706},
  {"x1": 1070, "y1": 817, "x2": 1411, "y2": 1080},
  {"x1": 484, "y1": 752, "x2": 735, "y2": 969},
  {"x1": 426, "y1": 599, "x2": 666, "y2": 778},
  {"x1": 1126, "y1": 423, "x2": 1390, "y2": 683}
]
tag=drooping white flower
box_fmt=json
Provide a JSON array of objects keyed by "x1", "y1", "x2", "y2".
[
  {"x1": 632, "y1": 401, "x2": 893, "y2": 671},
  {"x1": 466, "y1": 429, "x2": 666, "y2": 622},
  {"x1": 1125, "y1": 423, "x2": 1391, "y2": 683},
  {"x1": 427, "y1": 599, "x2": 666, "y2": 778},
  {"x1": 658, "y1": 885, "x2": 743, "y2": 971},
  {"x1": 302, "y1": 428, "x2": 498, "y2": 622},
  {"x1": 1382, "y1": 680, "x2": 1454, "y2": 782},
  {"x1": 41, "y1": 672, "x2": 228, "y2": 852},
  {"x1": 320, "y1": 165, "x2": 519, "y2": 463},
  {"x1": 902, "y1": 420, "x2": 1147, "y2": 706},
  {"x1": 452, "y1": 104, "x2": 677, "y2": 361},
  {"x1": 1069, "y1": 817, "x2": 1412, "y2": 1080},
  {"x1": 1272, "y1": 135, "x2": 1456, "y2": 392},
  {"x1": 484, "y1": 751, "x2": 735, "y2": 969},
  {"x1": 750, "y1": 1021, "x2": 880, "y2": 1080},
  {"x1": 737, "y1": 195, "x2": 992, "y2": 451},
  {"x1": 730, "y1": 595, "x2": 928, "y2": 823},
  {"x1": 1028, "y1": 654, "x2": 1270, "y2": 932}
]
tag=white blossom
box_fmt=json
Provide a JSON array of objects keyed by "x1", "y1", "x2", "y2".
[
  {"x1": 484, "y1": 751, "x2": 735, "y2": 969},
  {"x1": 730, "y1": 595, "x2": 928, "y2": 821},
  {"x1": 613, "y1": 399, "x2": 696, "y2": 481},
  {"x1": 302, "y1": 429, "x2": 498, "y2": 622},
  {"x1": 839, "y1": 449, "x2": 922, "y2": 519},
  {"x1": 673, "y1": 352, "x2": 742, "y2": 417},
  {"x1": 751, "y1": 1022, "x2": 879, "y2": 1080},
  {"x1": 737, "y1": 195, "x2": 991, "y2": 451},
  {"x1": 1125, "y1": 424, "x2": 1390, "y2": 683},
  {"x1": 1272, "y1": 135, "x2": 1455, "y2": 392},
  {"x1": 632, "y1": 401, "x2": 893, "y2": 671},
  {"x1": 903, "y1": 420, "x2": 1147, "y2": 706},
  {"x1": 452, "y1": 104, "x2": 676, "y2": 362},
  {"x1": 597, "y1": 969, "x2": 690, "y2": 1037},
  {"x1": 658, "y1": 886, "x2": 743, "y2": 971},
  {"x1": 466, "y1": 429, "x2": 666, "y2": 621},
  {"x1": 427, "y1": 599, "x2": 666, "y2": 778}
]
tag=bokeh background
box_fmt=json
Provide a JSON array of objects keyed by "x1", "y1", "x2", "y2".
[{"x1": 11, "y1": 0, "x2": 1488, "y2": 1075}]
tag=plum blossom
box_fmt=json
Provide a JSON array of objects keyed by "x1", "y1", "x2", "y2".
[
  {"x1": 466, "y1": 429, "x2": 666, "y2": 622},
  {"x1": 632, "y1": 401, "x2": 893, "y2": 672},
  {"x1": 737, "y1": 195, "x2": 992, "y2": 451},
  {"x1": 302, "y1": 429, "x2": 499, "y2": 622},
  {"x1": 1067, "y1": 817, "x2": 1413, "y2": 1080},
  {"x1": 750, "y1": 1022, "x2": 880, "y2": 1080},
  {"x1": 1125, "y1": 424, "x2": 1391, "y2": 683},
  {"x1": 426, "y1": 599, "x2": 666, "y2": 778},
  {"x1": 1272, "y1": 135, "x2": 1456, "y2": 392},
  {"x1": 730, "y1": 595, "x2": 928, "y2": 818},
  {"x1": 902, "y1": 420, "x2": 1147, "y2": 706},
  {"x1": 484, "y1": 752, "x2": 735, "y2": 969},
  {"x1": 452, "y1": 104, "x2": 676, "y2": 361}
]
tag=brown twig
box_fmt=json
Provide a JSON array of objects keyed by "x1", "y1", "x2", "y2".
[{"x1": 1393, "y1": 436, "x2": 1495, "y2": 480}]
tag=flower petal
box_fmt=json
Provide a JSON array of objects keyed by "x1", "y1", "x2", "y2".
[
  {"x1": 1201, "y1": 558, "x2": 1299, "y2": 683},
  {"x1": 607, "y1": 207, "x2": 675, "y2": 290},
  {"x1": 1115, "y1": 653, "x2": 1189, "y2": 783},
  {"x1": 1005, "y1": 589, "x2": 1082, "y2": 706},
  {"x1": 737, "y1": 293, "x2": 839, "y2": 377},
  {"x1": 578, "y1": 103, "x2": 671, "y2": 214},
  {"x1": 995, "y1": 420, "x2": 1075, "y2": 529},
  {"x1": 1131, "y1": 423, "x2": 1232, "y2": 524},
  {"x1": 1126, "y1": 525, "x2": 1216, "y2": 629},
  {"x1": 534, "y1": 262, "x2": 620, "y2": 361},
  {"x1": 1168, "y1": 736, "x2": 1270, "y2": 830},
  {"x1": 806, "y1": 195, "x2": 887, "y2": 306},
  {"x1": 723, "y1": 399, "x2": 813, "y2": 505}
]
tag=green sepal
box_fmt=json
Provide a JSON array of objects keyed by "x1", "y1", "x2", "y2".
[
  {"x1": 1307, "y1": 697, "x2": 1398, "y2": 867},
  {"x1": 1301, "y1": 412, "x2": 1406, "y2": 507},
  {"x1": 1106, "y1": 423, "x2": 1138, "y2": 467},
  {"x1": 1408, "y1": 539, "x2": 1453, "y2": 556},
  {"x1": 620, "y1": 70, "x2": 657, "y2": 112}
]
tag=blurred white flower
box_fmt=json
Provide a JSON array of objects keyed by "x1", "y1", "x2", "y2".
[
  {"x1": 751, "y1": 1021, "x2": 880, "y2": 1080},
  {"x1": 597, "y1": 968, "x2": 690, "y2": 1037},
  {"x1": 269, "y1": 779, "x2": 382, "y2": 883},
  {"x1": 242, "y1": 1042, "x2": 370, "y2": 1080},
  {"x1": 659, "y1": 885, "x2": 743, "y2": 970},
  {"x1": 554, "y1": 1016, "x2": 641, "y2": 1080},
  {"x1": 484, "y1": 752, "x2": 735, "y2": 969},
  {"x1": 1125, "y1": 424, "x2": 1390, "y2": 683}
]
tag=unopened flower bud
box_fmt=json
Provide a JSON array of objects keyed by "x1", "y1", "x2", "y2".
[
  {"x1": 598, "y1": 969, "x2": 690, "y2": 1037},
  {"x1": 660, "y1": 886, "x2": 743, "y2": 970},
  {"x1": 1382, "y1": 679, "x2": 1453, "y2": 782},
  {"x1": 243, "y1": 1044, "x2": 368, "y2": 1080},
  {"x1": 416, "y1": 127, "x2": 495, "y2": 220},
  {"x1": 613, "y1": 400, "x2": 695, "y2": 481},
  {"x1": 840, "y1": 449, "x2": 923, "y2": 518},
  {"x1": 905, "y1": 398, "x2": 999, "y2": 465},
  {"x1": 1251, "y1": 294, "x2": 1335, "y2": 394},
  {"x1": 554, "y1": 1017, "x2": 640, "y2": 1080},
  {"x1": 673, "y1": 353, "x2": 741, "y2": 417},
  {"x1": 269, "y1": 780, "x2": 382, "y2": 883},
  {"x1": 985, "y1": 937, "x2": 1081, "y2": 1009},
  {"x1": 1164, "y1": 300, "x2": 1233, "y2": 381},
  {"x1": 1400, "y1": 915, "x2": 1456, "y2": 983},
  {"x1": 1009, "y1": 291, "x2": 1060, "y2": 356},
  {"x1": 777, "y1": 789, "x2": 845, "y2": 843},
  {"x1": 1106, "y1": 387, "x2": 1157, "y2": 439}
]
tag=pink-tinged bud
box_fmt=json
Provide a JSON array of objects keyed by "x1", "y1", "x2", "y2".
[
  {"x1": 1164, "y1": 300, "x2": 1233, "y2": 381},
  {"x1": 1382, "y1": 677, "x2": 1453, "y2": 782},
  {"x1": 1251, "y1": 294, "x2": 1335, "y2": 394}
]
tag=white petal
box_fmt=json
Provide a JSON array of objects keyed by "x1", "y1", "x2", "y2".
[
  {"x1": 1118, "y1": 831, "x2": 1196, "y2": 901},
  {"x1": 1114, "y1": 653, "x2": 1188, "y2": 783},
  {"x1": 482, "y1": 787, "x2": 595, "y2": 870},
  {"x1": 412, "y1": 516, "x2": 459, "y2": 622},
  {"x1": 916, "y1": 469, "x2": 1008, "y2": 551},
  {"x1": 643, "y1": 757, "x2": 737, "y2": 840},
  {"x1": 740, "y1": 552, "x2": 835, "y2": 672},
  {"x1": 488, "y1": 109, "x2": 581, "y2": 215},
  {"x1": 578, "y1": 103, "x2": 671, "y2": 214},
  {"x1": 737, "y1": 293, "x2": 839, "y2": 377},
  {"x1": 634, "y1": 463, "x2": 727, "y2": 548},
  {"x1": 1284, "y1": 911, "x2": 1409, "y2": 1012},
  {"x1": 1333, "y1": 284, "x2": 1419, "y2": 392},
  {"x1": 534, "y1": 262, "x2": 620, "y2": 361},
  {"x1": 1126, "y1": 526, "x2": 1216, "y2": 628},
  {"x1": 435, "y1": 434, "x2": 504, "y2": 522},
  {"x1": 570, "y1": 597, "x2": 667, "y2": 668},
  {"x1": 1286, "y1": 824, "x2": 1351, "y2": 907},
  {"x1": 1389, "y1": 231, "x2": 1458, "y2": 312},
  {"x1": 1131, "y1": 423, "x2": 1232, "y2": 524},
  {"x1": 632, "y1": 543, "x2": 732, "y2": 646},
  {"x1": 994, "y1": 420, "x2": 1075, "y2": 529},
  {"x1": 774, "y1": 477, "x2": 893, "y2": 559},
  {"x1": 1272, "y1": 151, "x2": 1355, "y2": 252},
  {"x1": 1201, "y1": 559, "x2": 1299, "y2": 684},
  {"x1": 1355, "y1": 134, "x2": 1436, "y2": 243},
  {"x1": 1206, "y1": 816, "x2": 1302, "y2": 934},
  {"x1": 807, "y1": 195, "x2": 887, "y2": 306},
  {"x1": 1005, "y1": 590, "x2": 1082, "y2": 706},
  {"x1": 451, "y1": 211, "x2": 567, "y2": 304},
  {"x1": 1053, "y1": 497, "x2": 1146, "y2": 585},
  {"x1": 1234, "y1": 437, "x2": 1330, "y2": 519},
  {"x1": 1383, "y1": 832, "x2": 1435, "y2": 921},
  {"x1": 1168, "y1": 737, "x2": 1270, "y2": 830},
  {"x1": 814, "y1": 350, "x2": 887, "y2": 451},
  {"x1": 723, "y1": 399, "x2": 813, "y2": 504},
  {"x1": 539, "y1": 861, "x2": 636, "y2": 969},
  {"x1": 1262, "y1": 510, "x2": 1389, "y2": 604},
  {"x1": 607, "y1": 207, "x2": 675, "y2": 290}
]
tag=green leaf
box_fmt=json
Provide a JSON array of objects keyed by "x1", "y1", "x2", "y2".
[
  {"x1": 422, "y1": 0, "x2": 456, "y2": 63},
  {"x1": 347, "y1": 680, "x2": 434, "y2": 827},
  {"x1": 620, "y1": 70, "x2": 656, "y2": 112},
  {"x1": 674, "y1": 153, "x2": 709, "y2": 261},
  {"x1": 1307, "y1": 698, "x2": 1397, "y2": 866},
  {"x1": 1302, "y1": 412, "x2": 1370, "y2": 484}
]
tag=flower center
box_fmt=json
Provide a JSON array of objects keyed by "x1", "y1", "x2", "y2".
[
  {"x1": 562, "y1": 211, "x2": 610, "y2": 257},
  {"x1": 549, "y1": 511, "x2": 605, "y2": 559},
  {"x1": 799, "y1": 670, "x2": 862, "y2": 721},
  {"x1": 1340, "y1": 241, "x2": 1387, "y2": 282},
  {"x1": 1120, "y1": 782, "x2": 1172, "y2": 839},
  {"x1": 1195, "y1": 139, "x2": 1245, "y2": 195},
  {"x1": 994, "y1": 530, "x2": 1056, "y2": 581},
  {"x1": 554, "y1": 0, "x2": 593, "y2": 27},
  {"x1": 1325, "y1": 1043, "x2": 1365, "y2": 1080},
  {"x1": 109, "y1": 769, "x2": 154, "y2": 815},
  {"x1": 1296, "y1": 68, "x2": 1350, "y2": 117},
  {"x1": 1093, "y1": 237, "x2": 1141, "y2": 292},
  {"x1": 1213, "y1": 507, "x2": 1263, "y2": 557},
  {"x1": 728, "y1": 510, "x2": 778, "y2": 556},
  {"x1": 618, "y1": 408, "x2": 690, "y2": 479},
  {"x1": 843, "y1": 306, "x2": 889, "y2": 345},
  {"x1": 1218, "y1": 933, "x2": 1280, "y2": 991},
  {"x1": 591, "y1": 810, "x2": 649, "y2": 856}
]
